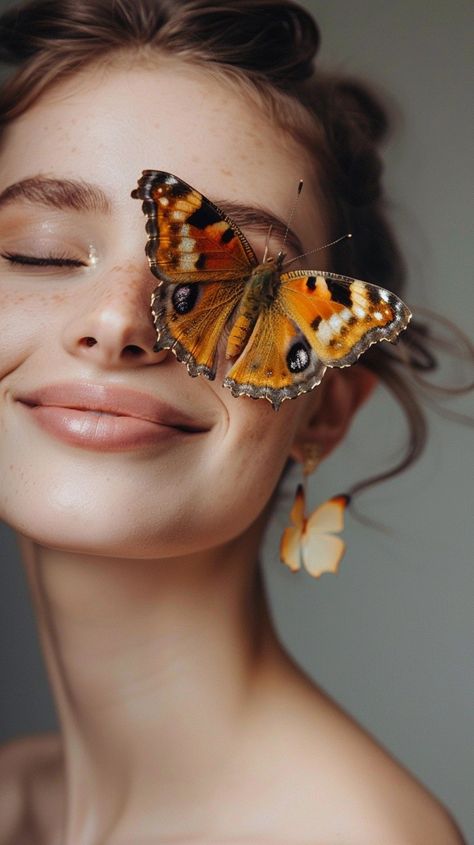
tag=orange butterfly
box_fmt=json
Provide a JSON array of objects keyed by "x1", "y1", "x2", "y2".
[
  {"x1": 280, "y1": 485, "x2": 350, "y2": 577},
  {"x1": 131, "y1": 170, "x2": 411, "y2": 410}
]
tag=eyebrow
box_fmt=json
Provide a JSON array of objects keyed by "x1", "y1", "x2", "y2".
[
  {"x1": 0, "y1": 175, "x2": 304, "y2": 256},
  {"x1": 0, "y1": 176, "x2": 112, "y2": 215},
  {"x1": 213, "y1": 199, "x2": 304, "y2": 257}
]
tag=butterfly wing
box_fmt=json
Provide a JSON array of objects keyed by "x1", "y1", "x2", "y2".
[
  {"x1": 301, "y1": 533, "x2": 346, "y2": 578},
  {"x1": 132, "y1": 170, "x2": 257, "y2": 379},
  {"x1": 151, "y1": 280, "x2": 245, "y2": 379},
  {"x1": 280, "y1": 484, "x2": 305, "y2": 572},
  {"x1": 223, "y1": 305, "x2": 326, "y2": 409},
  {"x1": 279, "y1": 271, "x2": 411, "y2": 367},
  {"x1": 306, "y1": 495, "x2": 350, "y2": 533},
  {"x1": 132, "y1": 170, "x2": 257, "y2": 283},
  {"x1": 301, "y1": 495, "x2": 349, "y2": 578}
]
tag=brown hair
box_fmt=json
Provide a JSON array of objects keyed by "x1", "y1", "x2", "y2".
[{"x1": 0, "y1": 0, "x2": 471, "y2": 504}]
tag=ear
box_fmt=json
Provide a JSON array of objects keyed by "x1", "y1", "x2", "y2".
[{"x1": 290, "y1": 365, "x2": 378, "y2": 463}]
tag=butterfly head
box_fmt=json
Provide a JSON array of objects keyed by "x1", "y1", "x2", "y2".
[{"x1": 267, "y1": 250, "x2": 286, "y2": 269}]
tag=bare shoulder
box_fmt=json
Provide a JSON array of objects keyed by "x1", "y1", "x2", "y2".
[
  {"x1": 0, "y1": 732, "x2": 62, "y2": 845},
  {"x1": 293, "y1": 688, "x2": 467, "y2": 844},
  {"x1": 254, "y1": 660, "x2": 467, "y2": 845}
]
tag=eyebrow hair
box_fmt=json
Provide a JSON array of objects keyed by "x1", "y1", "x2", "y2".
[
  {"x1": 0, "y1": 175, "x2": 304, "y2": 256},
  {"x1": 0, "y1": 176, "x2": 112, "y2": 215},
  {"x1": 214, "y1": 199, "x2": 304, "y2": 257}
]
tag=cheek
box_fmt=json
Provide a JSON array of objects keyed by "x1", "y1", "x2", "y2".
[
  {"x1": 206, "y1": 396, "x2": 301, "y2": 512},
  {"x1": 0, "y1": 288, "x2": 66, "y2": 379}
]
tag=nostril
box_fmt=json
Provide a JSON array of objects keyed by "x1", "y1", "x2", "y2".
[
  {"x1": 82, "y1": 337, "x2": 97, "y2": 347},
  {"x1": 123, "y1": 344, "x2": 144, "y2": 357}
]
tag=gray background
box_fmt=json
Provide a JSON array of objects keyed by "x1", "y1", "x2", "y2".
[{"x1": 1, "y1": 0, "x2": 473, "y2": 840}]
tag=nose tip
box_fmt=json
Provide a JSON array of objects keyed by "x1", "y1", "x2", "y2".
[{"x1": 62, "y1": 267, "x2": 168, "y2": 367}]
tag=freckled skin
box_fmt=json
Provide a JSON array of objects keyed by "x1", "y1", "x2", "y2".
[
  {"x1": 0, "y1": 60, "x2": 441, "y2": 845},
  {"x1": 0, "y1": 60, "x2": 326, "y2": 555}
]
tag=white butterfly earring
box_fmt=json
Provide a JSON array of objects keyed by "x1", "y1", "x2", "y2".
[{"x1": 279, "y1": 443, "x2": 351, "y2": 578}]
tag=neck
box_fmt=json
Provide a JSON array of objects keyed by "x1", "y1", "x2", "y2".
[{"x1": 18, "y1": 518, "x2": 286, "y2": 844}]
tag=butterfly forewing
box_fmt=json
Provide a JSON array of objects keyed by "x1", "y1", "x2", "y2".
[
  {"x1": 280, "y1": 271, "x2": 411, "y2": 367},
  {"x1": 132, "y1": 170, "x2": 257, "y2": 284},
  {"x1": 305, "y1": 495, "x2": 349, "y2": 534}
]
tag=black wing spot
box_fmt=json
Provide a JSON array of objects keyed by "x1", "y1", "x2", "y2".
[
  {"x1": 195, "y1": 253, "x2": 206, "y2": 270},
  {"x1": 366, "y1": 286, "x2": 382, "y2": 305},
  {"x1": 172, "y1": 284, "x2": 199, "y2": 315},
  {"x1": 187, "y1": 204, "x2": 220, "y2": 229},
  {"x1": 287, "y1": 341, "x2": 311, "y2": 373},
  {"x1": 325, "y1": 278, "x2": 352, "y2": 308},
  {"x1": 311, "y1": 315, "x2": 322, "y2": 331},
  {"x1": 221, "y1": 227, "x2": 235, "y2": 244},
  {"x1": 306, "y1": 276, "x2": 317, "y2": 291}
]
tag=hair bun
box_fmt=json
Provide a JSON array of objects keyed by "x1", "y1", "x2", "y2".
[
  {"x1": 333, "y1": 80, "x2": 389, "y2": 144},
  {"x1": 164, "y1": 0, "x2": 320, "y2": 84},
  {"x1": 321, "y1": 79, "x2": 391, "y2": 206}
]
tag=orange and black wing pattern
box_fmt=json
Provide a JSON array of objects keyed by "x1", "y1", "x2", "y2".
[
  {"x1": 132, "y1": 171, "x2": 412, "y2": 407},
  {"x1": 279, "y1": 271, "x2": 411, "y2": 367},
  {"x1": 132, "y1": 170, "x2": 257, "y2": 379}
]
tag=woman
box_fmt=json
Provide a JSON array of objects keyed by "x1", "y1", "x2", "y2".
[{"x1": 0, "y1": 0, "x2": 469, "y2": 842}]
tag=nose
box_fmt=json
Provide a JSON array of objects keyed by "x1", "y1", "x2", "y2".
[{"x1": 62, "y1": 262, "x2": 168, "y2": 368}]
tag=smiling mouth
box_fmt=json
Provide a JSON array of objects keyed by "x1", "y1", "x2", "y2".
[
  {"x1": 13, "y1": 381, "x2": 211, "y2": 450},
  {"x1": 20, "y1": 401, "x2": 204, "y2": 432}
]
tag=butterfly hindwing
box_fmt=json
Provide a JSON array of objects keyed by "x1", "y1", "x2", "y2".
[
  {"x1": 223, "y1": 306, "x2": 326, "y2": 409},
  {"x1": 151, "y1": 279, "x2": 245, "y2": 379},
  {"x1": 301, "y1": 533, "x2": 346, "y2": 578},
  {"x1": 279, "y1": 271, "x2": 411, "y2": 367}
]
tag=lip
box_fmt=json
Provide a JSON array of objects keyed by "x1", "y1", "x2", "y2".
[{"x1": 14, "y1": 382, "x2": 208, "y2": 451}]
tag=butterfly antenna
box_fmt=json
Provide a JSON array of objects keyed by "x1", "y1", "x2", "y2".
[
  {"x1": 284, "y1": 233, "x2": 352, "y2": 268},
  {"x1": 262, "y1": 224, "x2": 273, "y2": 263},
  {"x1": 282, "y1": 179, "x2": 304, "y2": 251}
]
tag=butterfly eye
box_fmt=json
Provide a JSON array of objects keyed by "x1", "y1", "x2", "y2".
[
  {"x1": 172, "y1": 283, "x2": 200, "y2": 315},
  {"x1": 287, "y1": 340, "x2": 311, "y2": 373}
]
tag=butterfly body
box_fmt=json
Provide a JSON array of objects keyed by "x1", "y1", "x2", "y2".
[
  {"x1": 132, "y1": 170, "x2": 412, "y2": 410},
  {"x1": 225, "y1": 256, "x2": 282, "y2": 359}
]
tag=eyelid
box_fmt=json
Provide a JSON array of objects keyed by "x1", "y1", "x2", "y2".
[{"x1": 0, "y1": 250, "x2": 88, "y2": 268}]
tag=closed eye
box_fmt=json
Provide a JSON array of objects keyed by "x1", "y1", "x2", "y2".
[{"x1": 1, "y1": 251, "x2": 86, "y2": 267}]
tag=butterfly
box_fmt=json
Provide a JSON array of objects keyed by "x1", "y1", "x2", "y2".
[
  {"x1": 280, "y1": 485, "x2": 350, "y2": 577},
  {"x1": 131, "y1": 170, "x2": 412, "y2": 411}
]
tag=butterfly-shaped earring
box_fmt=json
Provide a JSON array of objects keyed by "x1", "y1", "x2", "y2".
[
  {"x1": 131, "y1": 170, "x2": 411, "y2": 411},
  {"x1": 280, "y1": 485, "x2": 350, "y2": 578}
]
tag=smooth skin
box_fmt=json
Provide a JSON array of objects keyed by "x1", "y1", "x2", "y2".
[{"x1": 0, "y1": 56, "x2": 465, "y2": 844}]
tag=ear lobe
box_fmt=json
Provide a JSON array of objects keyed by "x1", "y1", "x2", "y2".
[{"x1": 290, "y1": 365, "x2": 378, "y2": 463}]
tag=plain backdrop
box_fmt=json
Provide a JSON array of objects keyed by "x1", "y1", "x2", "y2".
[{"x1": 0, "y1": 0, "x2": 473, "y2": 841}]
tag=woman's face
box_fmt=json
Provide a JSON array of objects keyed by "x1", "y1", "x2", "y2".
[{"x1": 0, "y1": 59, "x2": 328, "y2": 557}]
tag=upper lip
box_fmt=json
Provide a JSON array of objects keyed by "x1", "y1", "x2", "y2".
[{"x1": 14, "y1": 382, "x2": 207, "y2": 432}]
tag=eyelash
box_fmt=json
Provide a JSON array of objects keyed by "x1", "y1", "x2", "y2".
[{"x1": 0, "y1": 251, "x2": 86, "y2": 268}]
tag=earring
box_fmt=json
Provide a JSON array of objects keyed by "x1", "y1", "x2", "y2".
[{"x1": 279, "y1": 443, "x2": 351, "y2": 579}]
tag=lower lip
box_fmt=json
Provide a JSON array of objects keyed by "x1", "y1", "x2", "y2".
[{"x1": 17, "y1": 403, "x2": 195, "y2": 451}]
